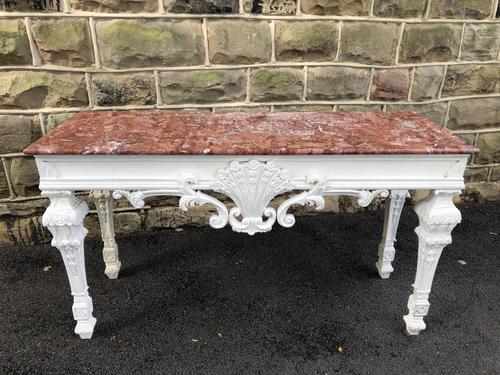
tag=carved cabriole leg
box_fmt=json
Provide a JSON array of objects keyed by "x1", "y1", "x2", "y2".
[
  {"x1": 42, "y1": 191, "x2": 96, "y2": 339},
  {"x1": 403, "y1": 190, "x2": 461, "y2": 335},
  {"x1": 91, "y1": 190, "x2": 121, "y2": 279},
  {"x1": 376, "y1": 190, "x2": 408, "y2": 279}
]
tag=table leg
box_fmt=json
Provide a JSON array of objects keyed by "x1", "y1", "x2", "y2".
[
  {"x1": 42, "y1": 191, "x2": 97, "y2": 339},
  {"x1": 376, "y1": 190, "x2": 408, "y2": 279},
  {"x1": 91, "y1": 190, "x2": 121, "y2": 279},
  {"x1": 403, "y1": 190, "x2": 461, "y2": 335}
]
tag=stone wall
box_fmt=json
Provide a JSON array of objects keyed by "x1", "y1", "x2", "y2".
[{"x1": 1, "y1": 0, "x2": 499, "y2": 246}]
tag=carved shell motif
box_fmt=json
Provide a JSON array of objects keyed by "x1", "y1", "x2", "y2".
[{"x1": 212, "y1": 160, "x2": 293, "y2": 235}]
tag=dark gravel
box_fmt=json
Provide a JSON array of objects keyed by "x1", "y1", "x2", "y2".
[{"x1": 0, "y1": 202, "x2": 499, "y2": 375}]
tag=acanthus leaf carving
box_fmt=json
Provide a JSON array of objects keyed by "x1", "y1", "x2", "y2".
[{"x1": 212, "y1": 160, "x2": 293, "y2": 235}]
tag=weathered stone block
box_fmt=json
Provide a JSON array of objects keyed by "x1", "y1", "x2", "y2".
[
  {"x1": 207, "y1": 20, "x2": 272, "y2": 64},
  {"x1": 337, "y1": 104, "x2": 384, "y2": 112},
  {"x1": 0, "y1": 215, "x2": 50, "y2": 247},
  {"x1": 145, "y1": 205, "x2": 213, "y2": 229},
  {"x1": 301, "y1": 0, "x2": 370, "y2": 15},
  {"x1": 97, "y1": 20, "x2": 204, "y2": 69},
  {"x1": 165, "y1": 0, "x2": 239, "y2": 12},
  {"x1": 464, "y1": 167, "x2": 489, "y2": 182},
  {"x1": 31, "y1": 19, "x2": 93, "y2": 68},
  {"x1": 275, "y1": 21, "x2": 338, "y2": 62},
  {"x1": 464, "y1": 182, "x2": 500, "y2": 201},
  {"x1": 373, "y1": 0, "x2": 427, "y2": 17},
  {"x1": 490, "y1": 166, "x2": 500, "y2": 181},
  {"x1": 0, "y1": 71, "x2": 88, "y2": 109},
  {"x1": 370, "y1": 69, "x2": 410, "y2": 101},
  {"x1": 244, "y1": 0, "x2": 296, "y2": 14},
  {"x1": 45, "y1": 112, "x2": 76, "y2": 133},
  {"x1": 214, "y1": 106, "x2": 270, "y2": 112},
  {"x1": 461, "y1": 24, "x2": 500, "y2": 61},
  {"x1": 386, "y1": 103, "x2": 447, "y2": 124},
  {"x1": 457, "y1": 133, "x2": 476, "y2": 145},
  {"x1": 0, "y1": 19, "x2": 31, "y2": 66},
  {"x1": 411, "y1": 66, "x2": 445, "y2": 101},
  {"x1": 251, "y1": 68, "x2": 303, "y2": 102},
  {"x1": 0, "y1": 168, "x2": 9, "y2": 199},
  {"x1": 160, "y1": 70, "x2": 246, "y2": 104},
  {"x1": 10, "y1": 157, "x2": 39, "y2": 197},
  {"x1": 0, "y1": 115, "x2": 40, "y2": 154},
  {"x1": 307, "y1": 67, "x2": 371, "y2": 100},
  {"x1": 442, "y1": 65, "x2": 500, "y2": 97},
  {"x1": 274, "y1": 105, "x2": 333, "y2": 112},
  {"x1": 476, "y1": 132, "x2": 500, "y2": 164},
  {"x1": 92, "y1": 73, "x2": 155, "y2": 107},
  {"x1": 340, "y1": 22, "x2": 399, "y2": 65},
  {"x1": 429, "y1": 0, "x2": 492, "y2": 19},
  {"x1": 447, "y1": 98, "x2": 500, "y2": 130},
  {"x1": 70, "y1": 0, "x2": 158, "y2": 12},
  {"x1": 399, "y1": 24, "x2": 462, "y2": 63}
]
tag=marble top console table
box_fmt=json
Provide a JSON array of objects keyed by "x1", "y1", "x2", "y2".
[{"x1": 24, "y1": 111, "x2": 477, "y2": 339}]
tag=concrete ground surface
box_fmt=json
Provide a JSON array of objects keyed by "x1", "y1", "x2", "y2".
[{"x1": 0, "y1": 202, "x2": 499, "y2": 375}]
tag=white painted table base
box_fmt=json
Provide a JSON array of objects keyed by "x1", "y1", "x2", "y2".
[{"x1": 36, "y1": 154, "x2": 467, "y2": 339}]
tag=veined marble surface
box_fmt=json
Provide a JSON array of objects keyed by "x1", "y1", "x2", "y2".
[{"x1": 24, "y1": 111, "x2": 478, "y2": 155}]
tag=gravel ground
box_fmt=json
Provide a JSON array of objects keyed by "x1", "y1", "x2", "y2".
[{"x1": 0, "y1": 202, "x2": 499, "y2": 375}]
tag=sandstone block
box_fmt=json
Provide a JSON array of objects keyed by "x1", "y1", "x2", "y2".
[
  {"x1": 464, "y1": 167, "x2": 489, "y2": 182},
  {"x1": 464, "y1": 182, "x2": 500, "y2": 201},
  {"x1": 340, "y1": 22, "x2": 399, "y2": 65},
  {"x1": 70, "y1": 0, "x2": 158, "y2": 12},
  {"x1": 399, "y1": 24, "x2": 462, "y2": 63},
  {"x1": 92, "y1": 73, "x2": 156, "y2": 107},
  {"x1": 307, "y1": 67, "x2": 370, "y2": 100},
  {"x1": 31, "y1": 19, "x2": 93, "y2": 67},
  {"x1": 373, "y1": 0, "x2": 427, "y2": 17},
  {"x1": 145, "y1": 205, "x2": 213, "y2": 229},
  {"x1": 0, "y1": 215, "x2": 50, "y2": 247},
  {"x1": 165, "y1": 0, "x2": 239, "y2": 12},
  {"x1": 411, "y1": 66, "x2": 445, "y2": 101},
  {"x1": 301, "y1": 0, "x2": 371, "y2": 15},
  {"x1": 10, "y1": 157, "x2": 39, "y2": 197},
  {"x1": 442, "y1": 65, "x2": 500, "y2": 97},
  {"x1": 275, "y1": 21, "x2": 338, "y2": 62},
  {"x1": 447, "y1": 98, "x2": 500, "y2": 130},
  {"x1": 0, "y1": 19, "x2": 31, "y2": 66},
  {"x1": 0, "y1": 115, "x2": 40, "y2": 154},
  {"x1": 0, "y1": 71, "x2": 88, "y2": 109},
  {"x1": 337, "y1": 104, "x2": 384, "y2": 112},
  {"x1": 250, "y1": 68, "x2": 303, "y2": 102},
  {"x1": 370, "y1": 69, "x2": 410, "y2": 101},
  {"x1": 461, "y1": 24, "x2": 500, "y2": 61},
  {"x1": 386, "y1": 103, "x2": 447, "y2": 124},
  {"x1": 476, "y1": 132, "x2": 500, "y2": 164},
  {"x1": 429, "y1": 0, "x2": 492, "y2": 19},
  {"x1": 160, "y1": 70, "x2": 246, "y2": 104},
  {"x1": 45, "y1": 113, "x2": 76, "y2": 133},
  {"x1": 214, "y1": 106, "x2": 271, "y2": 112},
  {"x1": 0, "y1": 165, "x2": 9, "y2": 198},
  {"x1": 490, "y1": 166, "x2": 500, "y2": 181},
  {"x1": 207, "y1": 20, "x2": 272, "y2": 64},
  {"x1": 274, "y1": 105, "x2": 333, "y2": 112},
  {"x1": 97, "y1": 20, "x2": 204, "y2": 69},
  {"x1": 244, "y1": 0, "x2": 296, "y2": 14}
]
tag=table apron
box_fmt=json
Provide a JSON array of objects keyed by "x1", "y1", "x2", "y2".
[{"x1": 35, "y1": 154, "x2": 468, "y2": 191}]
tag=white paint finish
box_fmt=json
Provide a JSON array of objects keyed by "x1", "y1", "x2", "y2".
[
  {"x1": 91, "y1": 190, "x2": 121, "y2": 279},
  {"x1": 403, "y1": 190, "x2": 462, "y2": 335},
  {"x1": 42, "y1": 190, "x2": 96, "y2": 339},
  {"x1": 376, "y1": 189, "x2": 409, "y2": 279},
  {"x1": 34, "y1": 153, "x2": 468, "y2": 338},
  {"x1": 35, "y1": 154, "x2": 468, "y2": 191}
]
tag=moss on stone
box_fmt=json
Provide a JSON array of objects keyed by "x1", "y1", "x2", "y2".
[{"x1": 0, "y1": 20, "x2": 31, "y2": 65}]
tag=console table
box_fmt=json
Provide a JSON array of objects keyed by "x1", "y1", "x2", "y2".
[{"x1": 24, "y1": 111, "x2": 477, "y2": 339}]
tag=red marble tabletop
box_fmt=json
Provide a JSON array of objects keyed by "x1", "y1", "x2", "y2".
[{"x1": 24, "y1": 111, "x2": 478, "y2": 155}]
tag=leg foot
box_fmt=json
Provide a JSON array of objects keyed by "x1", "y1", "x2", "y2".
[
  {"x1": 376, "y1": 190, "x2": 408, "y2": 279},
  {"x1": 42, "y1": 191, "x2": 97, "y2": 339},
  {"x1": 91, "y1": 190, "x2": 121, "y2": 279},
  {"x1": 403, "y1": 190, "x2": 461, "y2": 335}
]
